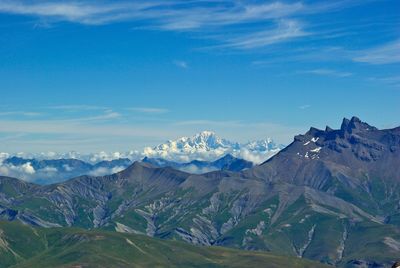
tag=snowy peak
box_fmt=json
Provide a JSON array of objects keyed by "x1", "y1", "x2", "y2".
[
  {"x1": 0, "y1": 131, "x2": 285, "y2": 182},
  {"x1": 144, "y1": 131, "x2": 282, "y2": 163},
  {"x1": 243, "y1": 139, "x2": 283, "y2": 152},
  {"x1": 187, "y1": 130, "x2": 235, "y2": 149},
  {"x1": 154, "y1": 131, "x2": 237, "y2": 152}
]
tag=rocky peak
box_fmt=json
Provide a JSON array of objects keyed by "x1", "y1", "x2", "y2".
[
  {"x1": 305, "y1": 127, "x2": 323, "y2": 137},
  {"x1": 340, "y1": 116, "x2": 376, "y2": 134},
  {"x1": 218, "y1": 153, "x2": 235, "y2": 161},
  {"x1": 288, "y1": 116, "x2": 397, "y2": 162},
  {"x1": 325, "y1": 126, "x2": 334, "y2": 132}
]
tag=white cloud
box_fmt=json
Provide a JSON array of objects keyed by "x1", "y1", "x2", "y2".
[
  {"x1": 0, "y1": 1, "x2": 155, "y2": 25},
  {"x1": 0, "y1": 152, "x2": 9, "y2": 163},
  {"x1": 353, "y1": 40, "x2": 400, "y2": 64},
  {"x1": 21, "y1": 162, "x2": 35, "y2": 174},
  {"x1": 77, "y1": 110, "x2": 121, "y2": 121},
  {"x1": 367, "y1": 75, "x2": 400, "y2": 88},
  {"x1": 0, "y1": 1, "x2": 306, "y2": 28},
  {"x1": 47, "y1": 105, "x2": 108, "y2": 111},
  {"x1": 127, "y1": 107, "x2": 169, "y2": 114},
  {"x1": 179, "y1": 165, "x2": 218, "y2": 174},
  {"x1": 88, "y1": 166, "x2": 125, "y2": 176},
  {"x1": 173, "y1": 60, "x2": 188, "y2": 69},
  {"x1": 0, "y1": 0, "x2": 371, "y2": 50},
  {"x1": 218, "y1": 19, "x2": 308, "y2": 49},
  {"x1": 62, "y1": 164, "x2": 74, "y2": 172},
  {"x1": 300, "y1": 69, "x2": 353, "y2": 77},
  {"x1": 39, "y1": 166, "x2": 58, "y2": 173},
  {"x1": 0, "y1": 165, "x2": 10, "y2": 176},
  {"x1": 0, "y1": 162, "x2": 36, "y2": 180},
  {"x1": 299, "y1": 105, "x2": 311, "y2": 110},
  {"x1": 238, "y1": 149, "x2": 279, "y2": 164},
  {"x1": 0, "y1": 111, "x2": 42, "y2": 117}
]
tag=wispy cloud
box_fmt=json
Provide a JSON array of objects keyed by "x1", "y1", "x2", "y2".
[
  {"x1": 299, "y1": 105, "x2": 311, "y2": 110},
  {"x1": 43, "y1": 109, "x2": 121, "y2": 122},
  {"x1": 216, "y1": 19, "x2": 308, "y2": 49},
  {"x1": 300, "y1": 68, "x2": 353, "y2": 77},
  {"x1": 353, "y1": 39, "x2": 400, "y2": 64},
  {"x1": 0, "y1": 1, "x2": 157, "y2": 25},
  {"x1": 0, "y1": 0, "x2": 373, "y2": 50},
  {"x1": 0, "y1": 111, "x2": 42, "y2": 117},
  {"x1": 0, "y1": 1, "x2": 306, "y2": 28},
  {"x1": 173, "y1": 60, "x2": 188, "y2": 69},
  {"x1": 367, "y1": 75, "x2": 400, "y2": 88},
  {"x1": 173, "y1": 120, "x2": 243, "y2": 127},
  {"x1": 79, "y1": 110, "x2": 121, "y2": 121},
  {"x1": 47, "y1": 105, "x2": 108, "y2": 111},
  {"x1": 127, "y1": 107, "x2": 169, "y2": 114}
]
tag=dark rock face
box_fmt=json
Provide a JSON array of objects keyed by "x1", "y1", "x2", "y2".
[
  {"x1": 250, "y1": 116, "x2": 399, "y2": 182},
  {"x1": 0, "y1": 117, "x2": 399, "y2": 267}
]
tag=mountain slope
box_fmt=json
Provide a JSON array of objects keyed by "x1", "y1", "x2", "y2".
[
  {"x1": 0, "y1": 117, "x2": 399, "y2": 267},
  {"x1": 247, "y1": 116, "x2": 400, "y2": 220},
  {"x1": 0, "y1": 221, "x2": 327, "y2": 268}
]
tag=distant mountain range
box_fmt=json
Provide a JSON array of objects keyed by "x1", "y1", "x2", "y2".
[
  {"x1": 0, "y1": 117, "x2": 399, "y2": 267},
  {"x1": 0, "y1": 156, "x2": 132, "y2": 184},
  {"x1": 0, "y1": 131, "x2": 282, "y2": 183},
  {"x1": 0, "y1": 154, "x2": 253, "y2": 184},
  {"x1": 143, "y1": 153, "x2": 253, "y2": 174},
  {"x1": 142, "y1": 130, "x2": 284, "y2": 163},
  {"x1": 0, "y1": 131, "x2": 283, "y2": 164}
]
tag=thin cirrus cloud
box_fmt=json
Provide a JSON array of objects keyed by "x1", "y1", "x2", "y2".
[
  {"x1": 0, "y1": 115, "x2": 303, "y2": 152},
  {"x1": 0, "y1": 1, "x2": 305, "y2": 27},
  {"x1": 127, "y1": 107, "x2": 169, "y2": 114},
  {"x1": 47, "y1": 105, "x2": 109, "y2": 111},
  {"x1": 292, "y1": 39, "x2": 400, "y2": 66},
  {"x1": 0, "y1": 111, "x2": 42, "y2": 117},
  {"x1": 0, "y1": 0, "x2": 372, "y2": 50},
  {"x1": 299, "y1": 105, "x2": 311, "y2": 110},
  {"x1": 77, "y1": 110, "x2": 121, "y2": 121},
  {"x1": 300, "y1": 69, "x2": 353, "y2": 77},
  {"x1": 353, "y1": 39, "x2": 400, "y2": 64},
  {"x1": 367, "y1": 75, "x2": 400, "y2": 88},
  {"x1": 213, "y1": 19, "x2": 308, "y2": 49}
]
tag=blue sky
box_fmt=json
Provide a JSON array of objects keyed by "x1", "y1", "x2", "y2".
[{"x1": 0, "y1": 0, "x2": 399, "y2": 153}]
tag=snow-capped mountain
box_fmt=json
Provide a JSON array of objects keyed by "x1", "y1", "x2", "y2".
[
  {"x1": 1, "y1": 131, "x2": 284, "y2": 165},
  {"x1": 0, "y1": 131, "x2": 285, "y2": 183},
  {"x1": 143, "y1": 131, "x2": 284, "y2": 163}
]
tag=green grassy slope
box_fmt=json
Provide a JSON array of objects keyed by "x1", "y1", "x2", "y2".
[{"x1": 0, "y1": 221, "x2": 328, "y2": 268}]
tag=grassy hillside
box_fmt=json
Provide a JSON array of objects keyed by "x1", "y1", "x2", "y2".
[{"x1": 0, "y1": 221, "x2": 328, "y2": 268}]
